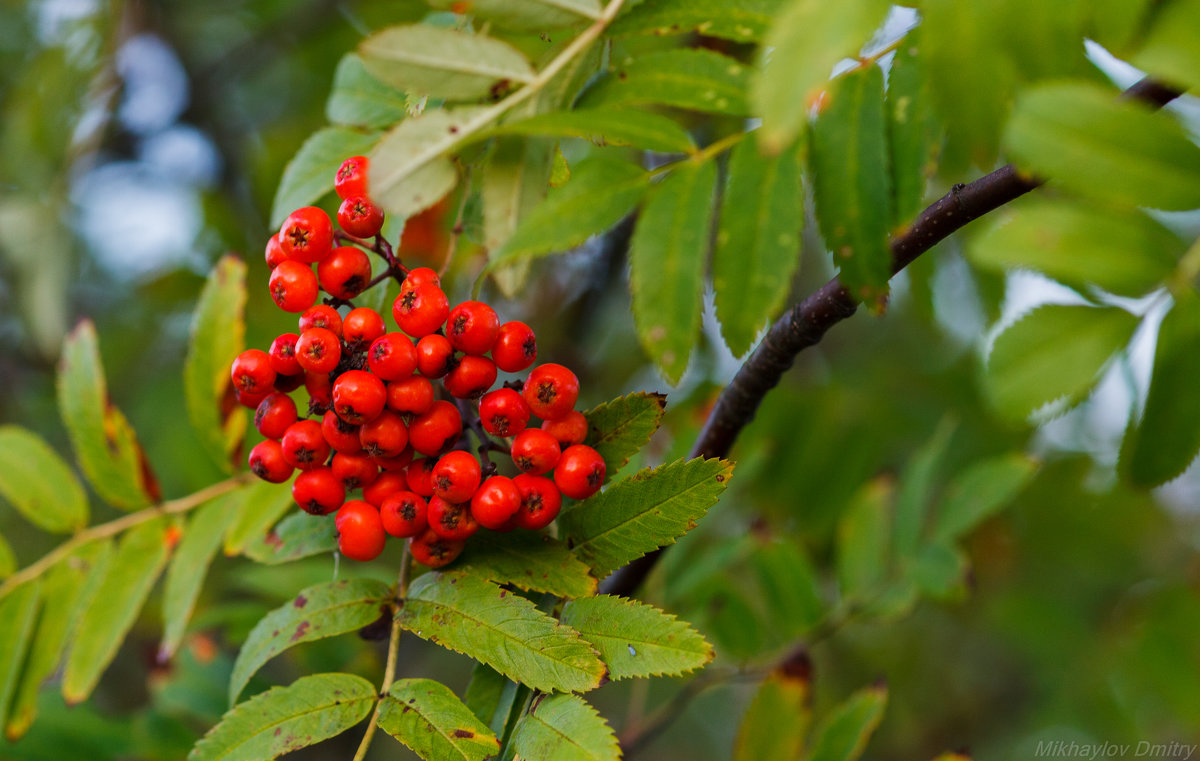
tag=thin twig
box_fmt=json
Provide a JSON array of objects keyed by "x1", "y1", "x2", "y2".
[{"x1": 351, "y1": 548, "x2": 413, "y2": 761}]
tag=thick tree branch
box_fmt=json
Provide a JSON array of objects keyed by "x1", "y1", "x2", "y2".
[{"x1": 601, "y1": 76, "x2": 1183, "y2": 598}]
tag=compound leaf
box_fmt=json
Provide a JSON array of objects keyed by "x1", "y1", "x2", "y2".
[
  {"x1": 270, "y1": 127, "x2": 381, "y2": 227},
  {"x1": 610, "y1": 0, "x2": 783, "y2": 42},
  {"x1": 583, "y1": 392, "x2": 667, "y2": 481},
  {"x1": 509, "y1": 694, "x2": 620, "y2": 761},
  {"x1": 807, "y1": 684, "x2": 888, "y2": 761},
  {"x1": 425, "y1": 0, "x2": 600, "y2": 30},
  {"x1": 456, "y1": 531, "x2": 597, "y2": 598},
  {"x1": 243, "y1": 511, "x2": 337, "y2": 565},
  {"x1": 836, "y1": 478, "x2": 892, "y2": 603},
  {"x1": 560, "y1": 595, "x2": 713, "y2": 680},
  {"x1": 224, "y1": 479, "x2": 295, "y2": 556},
  {"x1": 578, "y1": 49, "x2": 750, "y2": 116},
  {"x1": 733, "y1": 656, "x2": 813, "y2": 761},
  {"x1": 160, "y1": 494, "x2": 237, "y2": 661},
  {"x1": 0, "y1": 426, "x2": 87, "y2": 533},
  {"x1": 933, "y1": 454, "x2": 1037, "y2": 543},
  {"x1": 479, "y1": 109, "x2": 695, "y2": 154},
  {"x1": 326, "y1": 53, "x2": 409, "y2": 129},
  {"x1": 1133, "y1": 0, "x2": 1200, "y2": 94},
  {"x1": 887, "y1": 29, "x2": 938, "y2": 227},
  {"x1": 376, "y1": 678, "x2": 500, "y2": 761},
  {"x1": 0, "y1": 582, "x2": 40, "y2": 732},
  {"x1": 480, "y1": 131, "x2": 551, "y2": 298}
]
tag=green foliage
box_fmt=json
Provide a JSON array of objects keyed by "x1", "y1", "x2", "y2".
[
  {"x1": 376, "y1": 679, "x2": 500, "y2": 761},
  {"x1": 478, "y1": 109, "x2": 696, "y2": 153},
  {"x1": 509, "y1": 694, "x2": 620, "y2": 761},
  {"x1": 578, "y1": 49, "x2": 751, "y2": 115},
  {"x1": 610, "y1": 0, "x2": 783, "y2": 42},
  {"x1": 1132, "y1": 0, "x2": 1200, "y2": 94},
  {"x1": 582, "y1": 392, "x2": 667, "y2": 481},
  {"x1": 733, "y1": 661, "x2": 812, "y2": 761},
  {"x1": 560, "y1": 595, "x2": 713, "y2": 679},
  {"x1": 425, "y1": 0, "x2": 601, "y2": 30},
  {"x1": 161, "y1": 496, "x2": 235, "y2": 661},
  {"x1": 370, "y1": 106, "x2": 487, "y2": 218},
  {"x1": 933, "y1": 454, "x2": 1037, "y2": 543},
  {"x1": 222, "y1": 480, "x2": 295, "y2": 556},
  {"x1": 887, "y1": 29, "x2": 939, "y2": 228},
  {"x1": 241, "y1": 512, "x2": 337, "y2": 565},
  {"x1": 806, "y1": 685, "x2": 887, "y2": 761},
  {"x1": 326, "y1": 53, "x2": 410, "y2": 129},
  {"x1": 837, "y1": 478, "x2": 892, "y2": 602},
  {"x1": 0, "y1": 583, "x2": 40, "y2": 734},
  {"x1": 270, "y1": 127, "x2": 382, "y2": 227},
  {"x1": 0, "y1": 426, "x2": 87, "y2": 534},
  {"x1": 456, "y1": 531, "x2": 598, "y2": 598}
]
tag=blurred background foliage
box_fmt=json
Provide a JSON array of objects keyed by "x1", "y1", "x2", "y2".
[{"x1": 0, "y1": 1, "x2": 1197, "y2": 760}]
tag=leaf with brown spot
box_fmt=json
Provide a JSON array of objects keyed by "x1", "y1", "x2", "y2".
[{"x1": 377, "y1": 678, "x2": 499, "y2": 761}]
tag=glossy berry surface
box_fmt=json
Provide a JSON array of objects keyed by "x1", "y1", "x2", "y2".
[
  {"x1": 249, "y1": 440, "x2": 293, "y2": 483},
  {"x1": 334, "y1": 156, "x2": 370, "y2": 200},
  {"x1": 471, "y1": 476, "x2": 521, "y2": 530},
  {"x1": 443, "y1": 355, "x2": 497, "y2": 400},
  {"x1": 513, "y1": 474, "x2": 562, "y2": 530},
  {"x1": 479, "y1": 388, "x2": 531, "y2": 438},
  {"x1": 387, "y1": 375, "x2": 434, "y2": 415},
  {"x1": 318, "y1": 246, "x2": 372, "y2": 300},
  {"x1": 408, "y1": 400, "x2": 462, "y2": 457},
  {"x1": 362, "y1": 471, "x2": 408, "y2": 508},
  {"x1": 343, "y1": 307, "x2": 386, "y2": 349},
  {"x1": 408, "y1": 528, "x2": 465, "y2": 569},
  {"x1": 295, "y1": 327, "x2": 342, "y2": 374},
  {"x1": 292, "y1": 467, "x2": 345, "y2": 515},
  {"x1": 299, "y1": 304, "x2": 343, "y2": 338},
  {"x1": 447, "y1": 301, "x2": 500, "y2": 355},
  {"x1": 554, "y1": 444, "x2": 606, "y2": 500},
  {"x1": 254, "y1": 392, "x2": 298, "y2": 440},
  {"x1": 380, "y1": 491, "x2": 428, "y2": 538},
  {"x1": 404, "y1": 457, "x2": 436, "y2": 497},
  {"x1": 279, "y1": 206, "x2": 334, "y2": 264},
  {"x1": 338, "y1": 196, "x2": 385, "y2": 239},
  {"x1": 231, "y1": 349, "x2": 276, "y2": 396},
  {"x1": 491, "y1": 321, "x2": 537, "y2": 373},
  {"x1": 281, "y1": 419, "x2": 331, "y2": 471},
  {"x1": 269, "y1": 261, "x2": 319, "y2": 313},
  {"x1": 331, "y1": 452, "x2": 379, "y2": 491},
  {"x1": 332, "y1": 370, "x2": 387, "y2": 425},
  {"x1": 336, "y1": 500, "x2": 386, "y2": 561},
  {"x1": 510, "y1": 429, "x2": 561, "y2": 475},
  {"x1": 268, "y1": 333, "x2": 302, "y2": 376},
  {"x1": 359, "y1": 409, "x2": 409, "y2": 459},
  {"x1": 264, "y1": 233, "x2": 287, "y2": 270},
  {"x1": 368, "y1": 333, "x2": 418, "y2": 381},
  {"x1": 427, "y1": 496, "x2": 479, "y2": 541},
  {"x1": 542, "y1": 410, "x2": 588, "y2": 449},
  {"x1": 393, "y1": 283, "x2": 449, "y2": 338},
  {"x1": 321, "y1": 409, "x2": 363, "y2": 454},
  {"x1": 523, "y1": 363, "x2": 579, "y2": 421},
  {"x1": 416, "y1": 334, "x2": 455, "y2": 379},
  {"x1": 431, "y1": 450, "x2": 482, "y2": 503}
]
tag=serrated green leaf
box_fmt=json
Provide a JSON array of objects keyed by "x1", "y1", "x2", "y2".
[
  {"x1": 894, "y1": 418, "x2": 956, "y2": 560},
  {"x1": 985, "y1": 305, "x2": 1138, "y2": 420},
  {"x1": 583, "y1": 391, "x2": 666, "y2": 481},
  {"x1": 1122, "y1": 293, "x2": 1200, "y2": 487},
  {"x1": 0, "y1": 426, "x2": 87, "y2": 533},
  {"x1": 837, "y1": 478, "x2": 892, "y2": 603},
  {"x1": 713, "y1": 131, "x2": 804, "y2": 356},
  {"x1": 933, "y1": 454, "x2": 1036, "y2": 543},
  {"x1": 887, "y1": 30, "x2": 938, "y2": 228},
  {"x1": 224, "y1": 479, "x2": 295, "y2": 556},
  {"x1": 479, "y1": 109, "x2": 696, "y2": 153},
  {"x1": 161, "y1": 495, "x2": 236, "y2": 662},
  {"x1": 269, "y1": 127, "x2": 381, "y2": 227},
  {"x1": 359, "y1": 25, "x2": 534, "y2": 101},
  {"x1": 909, "y1": 542, "x2": 968, "y2": 599},
  {"x1": 811, "y1": 64, "x2": 892, "y2": 306},
  {"x1": 578, "y1": 49, "x2": 750, "y2": 115},
  {"x1": 184, "y1": 256, "x2": 246, "y2": 474},
  {"x1": 510, "y1": 694, "x2": 620, "y2": 761},
  {"x1": 58, "y1": 320, "x2": 152, "y2": 510},
  {"x1": 377, "y1": 678, "x2": 500, "y2": 761},
  {"x1": 968, "y1": 199, "x2": 1184, "y2": 297},
  {"x1": 396, "y1": 571, "x2": 606, "y2": 693},
  {"x1": 1133, "y1": 0, "x2": 1200, "y2": 94},
  {"x1": 609, "y1": 0, "x2": 783, "y2": 42},
  {"x1": 464, "y1": 663, "x2": 507, "y2": 725},
  {"x1": 190, "y1": 672, "x2": 375, "y2": 761},
  {"x1": 243, "y1": 511, "x2": 337, "y2": 565},
  {"x1": 326, "y1": 53, "x2": 409, "y2": 129},
  {"x1": 426, "y1": 0, "x2": 600, "y2": 30},
  {"x1": 631, "y1": 159, "x2": 716, "y2": 382},
  {"x1": 63, "y1": 516, "x2": 173, "y2": 704},
  {"x1": 0, "y1": 581, "x2": 40, "y2": 733},
  {"x1": 560, "y1": 595, "x2": 712, "y2": 679},
  {"x1": 1004, "y1": 82, "x2": 1200, "y2": 211},
  {"x1": 456, "y1": 531, "x2": 597, "y2": 598},
  {"x1": 807, "y1": 684, "x2": 888, "y2": 761},
  {"x1": 487, "y1": 155, "x2": 648, "y2": 267},
  {"x1": 734, "y1": 660, "x2": 812, "y2": 761},
  {"x1": 229, "y1": 579, "x2": 392, "y2": 705},
  {"x1": 481, "y1": 133, "x2": 551, "y2": 298},
  {"x1": 559, "y1": 457, "x2": 734, "y2": 578}
]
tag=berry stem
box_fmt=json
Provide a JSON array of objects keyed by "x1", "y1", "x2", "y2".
[{"x1": 351, "y1": 547, "x2": 413, "y2": 761}]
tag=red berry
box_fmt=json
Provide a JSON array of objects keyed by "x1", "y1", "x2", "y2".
[
  {"x1": 408, "y1": 527, "x2": 465, "y2": 569},
  {"x1": 268, "y1": 333, "x2": 302, "y2": 376},
  {"x1": 279, "y1": 206, "x2": 334, "y2": 264},
  {"x1": 404, "y1": 457, "x2": 436, "y2": 497},
  {"x1": 275, "y1": 372, "x2": 305, "y2": 393},
  {"x1": 295, "y1": 327, "x2": 342, "y2": 374},
  {"x1": 235, "y1": 386, "x2": 272, "y2": 409},
  {"x1": 335, "y1": 156, "x2": 370, "y2": 200},
  {"x1": 231, "y1": 349, "x2": 276, "y2": 396},
  {"x1": 447, "y1": 301, "x2": 500, "y2": 355},
  {"x1": 510, "y1": 429, "x2": 561, "y2": 475},
  {"x1": 471, "y1": 476, "x2": 521, "y2": 530},
  {"x1": 375, "y1": 447, "x2": 414, "y2": 472},
  {"x1": 322, "y1": 410, "x2": 363, "y2": 454},
  {"x1": 299, "y1": 304, "x2": 343, "y2": 338},
  {"x1": 513, "y1": 474, "x2": 563, "y2": 530},
  {"x1": 387, "y1": 375, "x2": 435, "y2": 415},
  {"x1": 265, "y1": 233, "x2": 287, "y2": 270},
  {"x1": 403, "y1": 266, "x2": 440, "y2": 289},
  {"x1": 491, "y1": 321, "x2": 537, "y2": 373},
  {"x1": 281, "y1": 419, "x2": 331, "y2": 471},
  {"x1": 255, "y1": 392, "x2": 298, "y2": 440},
  {"x1": 305, "y1": 371, "x2": 333, "y2": 411},
  {"x1": 393, "y1": 283, "x2": 449, "y2": 338},
  {"x1": 523, "y1": 364, "x2": 579, "y2": 420},
  {"x1": 338, "y1": 196, "x2": 385, "y2": 239},
  {"x1": 431, "y1": 450, "x2": 482, "y2": 503},
  {"x1": 542, "y1": 410, "x2": 588, "y2": 449},
  {"x1": 362, "y1": 471, "x2": 408, "y2": 508},
  {"x1": 336, "y1": 500, "x2": 386, "y2": 561},
  {"x1": 343, "y1": 307, "x2": 386, "y2": 350},
  {"x1": 292, "y1": 467, "x2": 345, "y2": 515},
  {"x1": 416, "y1": 334, "x2": 456, "y2": 379},
  {"x1": 332, "y1": 452, "x2": 379, "y2": 491},
  {"x1": 318, "y1": 246, "x2": 373, "y2": 300},
  {"x1": 360, "y1": 409, "x2": 409, "y2": 459},
  {"x1": 554, "y1": 444, "x2": 605, "y2": 500},
  {"x1": 249, "y1": 440, "x2": 293, "y2": 483},
  {"x1": 333, "y1": 369, "x2": 387, "y2": 425},
  {"x1": 381, "y1": 491, "x2": 428, "y2": 538},
  {"x1": 427, "y1": 496, "x2": 479, "y2": 541},
  {"x1": 368, "y1": 333, "x2": 418, "y2": 381},
  {"x1": 479, "y1": 388, "x2": 531, "y2": 437},
  {"x1": 408, "y1": 400, "x2": 463, "y2": 457},
  {"x1": 270, "y1": 261, "x2": 319, "y2": 313},
  {"x1": 443, "y1": 355, "x2": 497, "y2": 400}
]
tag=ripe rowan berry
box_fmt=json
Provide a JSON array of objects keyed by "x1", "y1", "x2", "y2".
[
  {"x1": 403, "y1": 266, "x2": 440, "y2": 289},
  {"x1": 416, "y1": 334, "x2": 456, "y2": 379},
  {"x1": 338, "y1": 196, "x2": 385, "y2": 239},
  {"x1": 387, "y1": 375, "x2": 435, "y2": 415},
  {"x1": 269, "y1": 333, "x2": 302, "y2": 376},
  {"x1": 510, "y1": 429, "x2": 561, "y2": 475},
  {"x1": 270, "y1": 260, "x2": 319, "y2": 313},
  {"x1": 368, "y1": 333, "x2": 418, "y2": 381},
  {"x1": 513, "y1": 474, "x2": 562, "y2": 530},
  {"x1": 281, "y1": 419, "x2": 331, "y2": 471},
  {"x1": 343, "y1": 307, "x2": 386, "y2": 350},
  {"x1": 447, "y1": 301, "x2": 500, "y2": 355},
  {"x1": 408, "y1": 400, "x2": 463, "y2": 456},
  {"x1": 318, "y1": 246, "x2": 373, "y2": 300},
  {"x1": 335, "y1": 156, "x2": 370, "y2": 200},
  {"x1": 249, "y1": 440, "x2": 293, "y2": 484},
  {"x1": 332, "y1": 369, "x2": 387, "y2": 425},
  {"x1": 279, "y1": 206, "x2": 334, "y2": 264},
  {"x1": 431, "y1": 450, "x2": 482, "y2": 503},
  {"x1": 542, "y1": 410, "x2": 588, "y2": 449},
  {"x1": 479, "y1": 388, "x2": 531, "y2": 437},
  {"x1": 295, "y1": 327, "x2": 342, "y2": 374},
  {"x1": 375, "y1": 447, "x2": 414, "y2": 472},
  {"x1": 359, "y1": 409, "x2": 409, "y2": 459},
  {"x1": 231, "y1": 349, "x2": 276, "y2": 396},
  {"x1": 427, "y1": 496, "x2": 479, "y2": 541},
  {"x1": 275, "y1": 373, "x2": 305, "y2": 393},
  {"x1": 299, "y1": 304, "x2": 343, "y2": 338},
  {"x1": 305, "y1": 371, "x2": 333, "y2": 411},
  {"x1": 408, "y1": 527, "x2": 465, "y2": 569},
  {"x1": 362, "y1": 471, "x2": 408, "y2": 508},
  {"x1": 393, "y1": 283, "x2": 449, "y2": 338},
  {"x1": 265, "y1": 233, "x2": 287, "y2": 270},
  {"x1": 554, "y1": 444, "x2": 605, "y2": 500},
  {"x1": 523, "y1": 363, "x2": 579, "y2": 420},
  {"x1": 321, "y1": 410, "x2": 363, "y2": 454},
  {"x1": 336, "y1": 500, "x2": 386, "y2": 561},
  {"x1": 255, "y1": 392, "x2": 298, "y2": 440},
  {"x1": 292, "y1": 467, "x2": 345, "y2": 515},
  {"x1": 235, "y1": 386, "x2": 273, "y2": 409},
  {"x1": 443, "y1": 355, "x2": 497, "y2": 399},
  {"x1": 491, "y1": 321, "x2": 537, "y2": 373},
  {"x1": 471, "y1": 476, "x2": 521, "y2": 530},
  {"x1": 380, "y1": 491, "x2": 428, "y2": 538},
  {"x1": 331, "y1": 452, "x2": 379, "y2": 491},
  {"x1": 404, "y1": 457, "x2": 436, "y2": 497}
]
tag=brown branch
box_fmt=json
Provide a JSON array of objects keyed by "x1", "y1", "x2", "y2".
[{"x1": 600, "y1": 76, "x2": 1183, "y2": 598}]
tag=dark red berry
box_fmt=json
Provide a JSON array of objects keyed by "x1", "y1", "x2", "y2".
[
  {"x1": 292, "y1": 467, "x2": 345, "y2": 515},
  {"x1": 255, "y1": 392, "x2": 298, "y2": 440},
  {"x1": 249, "y1": 440, "x2": 293, "y2": 483}
]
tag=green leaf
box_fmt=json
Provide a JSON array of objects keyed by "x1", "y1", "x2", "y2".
[
  {"x1": 631, "y1": 158, "x2": 716, "y2": 382},
  {"x1": 509, "y1": 694, "x2": 620, "y2": 761},
  {"x1": 0, "y1": 536, "x2": 12, "y2": 580},
  {"x1": 752, "y1": 0, "x2": 890, "y2": 153},
  {"x1": 242, "y1": 511, "x2": 337, "y2": 565},
  {"x1": 0, "y1": 426, "x2": 87, "y2": 533},
  {"x1": 713, "y1": 131, "x2": 804, "y2": 356},
  {"x1": 985, "y1": 305, "x2": 1139, "y2": 420},
  {"x1": 583, "y1": 391, "x2": 667, "y2": 481},
  {"x1": 807, "y1": 684, "x2": 888, "y2": 761},
  {"x1": 161, "y1": 495, "x2": 235, "y2": 662},
  {"x1": 481, "y1": 133, "x2": 552, "y2": 298},
  {"x1": 396, "y1": 571, "x2": 606, "y2": 693},
  {"x1": 559, "y1": 457, "x2": 734, "y2": 578},
  {"x1": 836, "y1": 478, "x2": 893, "y2": 603},
  {"x1": 62, "y1": 516, "x2": 172, "y2": 704},
  {"x1": 1122, "y1": 293, "x2": 1200, "y2": 487},
  {"x1": 425, "y1": 0, "x2": 600, "y2": 30},
  {"x1": 228, "y1": 578, "x2": 392, "y2": 705},
  {"x1": 224, "y1": 479, "x2": 295, "y2": 556},
  {"x1": 1004, "y1": 82, "x2": 1200, "y2": 211},
  {"x1": 487, "y1": 155, "x2": 648, "y2": 267},
  {"x1": 1087, "y1": 0, "x2": 1153, "y2": 53},
  {"x1": 189, "y1": 672, "x2": 375, "y2": 761},
  {"x1": 811, "y1": 64, "x2": 892, "y2": 306},
  {"x1": 479, "y1": 109, "x2": 696, "y2": 153},
  {"x1": 326, "y1": 53, "x2": 409, "y2": 129},
  {"x1": 376, "y1": 679, "x2": 500, "y2": 761},
  {"x1": 894, "y1": 418, "x2": 956, "y2": 559},
  {"x1": 1133, "y1": 0, "x2": 1200, "y2": 94},
  {"x1": 750, "y1": 537, "x2": 825, "y2": 638},
  {"x1": 464, "y1": 663, "x2": 507, "y2": 725},
  {"x1": 933, "y1": 454, "x2": 1037, "y2": 543},
  {"x1": 609, "y1": 0, "x2": 784, "y2": 42},
  {"x1": 184, "y1": 255, "x2": 246, "y2": 474},
  {"x1": 0, "y1": 582, "x2": 40, "y2": 732},
  {"x1": 909, "y1": 542, "x2": 968, "y2": 600},
  {"x1": 58, "y1": 320, "x2": 152, "y2": 510},
  {"x1": 358, "y1": 25, "x2": 534, "y2": 101},
  {"x1": 734, "y1": 658, "x2": 813, "y2": 761},
  {"x1": 968, "y1": 199, "x2": 1185, "y2": 297},
  {"x1": 269, "y1": 126, "x2": 381, "y2": 227},
  {"x1": 560, "y1": 595, "x2": 713, "y2": 680},
  {"x1": 578, "y1": 49, "x2": 751, "y2": 115},
  {"x1": 456, "y1": 531, "x2": 597, "y2": 598},
  {"x1": 887, "y1": 29, "x2": 938, "y2": 228}
]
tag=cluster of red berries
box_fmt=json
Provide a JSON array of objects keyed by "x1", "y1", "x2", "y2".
[{"x1": 231, "y1": 156, "x2": 607, "y2": 569}]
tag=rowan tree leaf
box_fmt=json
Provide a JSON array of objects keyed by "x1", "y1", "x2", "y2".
[
  {"x1": 749, "y1": 537, "x2": 825, "y2": 639},
  {"x1": 609, "y1": 0, "x2": 784, "y2": 42},
  {"x1": 224, "y1": 479, "x2": 295, "y2": 556},
  {"x1": 509, "y1": 694, "x2": 620, "y2": 761},
  {"x1": 481, "y1": 133, "x2": 551, "y2": 298},
  {"x1": 0, "y1": 581, "x2": 40, "y2": 733},
  {"x1": 578, "y1": 49, "x2": 751, "y2": 116},
  {"x1": 733, "y1": 657, "x2": 813, "y2": 761},
  {"x1": 630, "y1": 158, "x2": 716, "y2": 382},
  {"x1": 985, "y1": 305, "x2": 1139, "y2": 420},
  {"x1": 1132, "y1": 0, "x2": 1200, "y2": 95},
  {"x1": 713, "y1": 130, "x2": 804, "y2": 356},
  {"x1": 376, "y1": 678, "x2": 500, "y2": 761},
  {"x1": 396, "y1": 571, "x2": 606, "y2": 693},
  {"x1": 242, "y1": 511, "x2": 337, "y2": 565},
  {"x1": 456, "y1": 531, "x2": 597, "y2": 598},
  {"x1": 1004, "y1": 82, "x2": 1200, "y2": 211},
  {"x1": 933, "y1": 454, "x2": 1037, "y2": 543},
  {"x1": 189, "y1": 672, "x2": 376, "y2": 761},
  {"x1": 0, "y1": 425, "x2": 88, "y2": 533},
  {"x1": 62, "y1": 516, "x2": 173, "y2": 704},
  {"x1": 909, "y1": 542, "x2": 969, "y2": 600},
  {"x1": 326, "y1": 53, "x2": 409, "y2": 129},
  {"x1": 0, "y1": 536, "x2": 11, "y2": 581},
  {"x1": 425, "y1": 0, "x2": 600, "y2": 30},
  {"x1": 184, "y1": 255, "x2": 246, "y2": 474},
  {"x1": 559, "y1": 457, "x2": 734, "y2": 578},
  {"x1": 559, "y1": 595, "x2": 713, "y2": 680},
  {"x1": 464, "y1": 663, "x2": 507, "y2": 725},
  {"x1": 893, "y1": 418, "x2": 956, "y2": 560},
  {"x1": 811, "y1": 63, "x2": 892, "y2": 307},
  {"x1": 161, "y1": 494, "x2": 237, "y2": 661},
  {"x1": 583, "y1": 391, "x2": 667, "y2": 481},
  {"x1": 837, "y1": 478, "x2": 893, "y2": 603},
  {"x1": 269, "y1": 126, "x2": 381, "y2": 227},
  {"x1": 58, "y1": 320, "x2": 153, "y2": 510},
  {"x1": 479, "y1": 109, "x2": 695, "y2": 154},
  {"x1": 887, "y1": 30, "x2": 939, "y2": 228},
  {"x1": 228, "y1": 578, "x2": 392, "y2": 705},
  {"x1": 807, "y1": 684, "x2": 888, "y2": 761}
]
